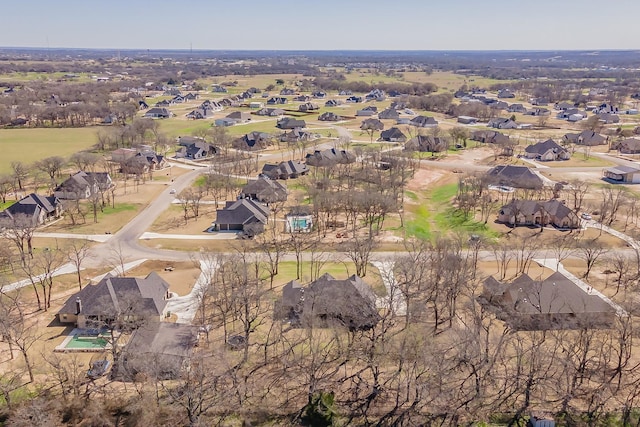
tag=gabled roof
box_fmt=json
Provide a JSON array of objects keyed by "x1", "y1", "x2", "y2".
[
  {"x1": 378, "y1": 108, "x2": 400, "y2": 119},
  {"x1": 305, "y1": 148, "x2": 355, "y2": 167},
  {"x1": 525, "y1": 139, "x2": 566, "y2": 156},
  {"x1": 215, "y1": 198, "x2": 270, "y2": 227},
  {"x1": 54, "y1": 171, "x2": 111, "y2": 194},
  {"x1": 276, "y1": 117, "x2": 306, "y2": 129},
  {"x1": 380, "y1": 127, "x2": 407, "y2": 141},
  {"x1": 240, "y1": 177, "x2": 288, "y2": 203},
  {"x1": 1, "y1": 193, "x2": 59, "y2": 223},
  {"x1": 486, "y1": 165, "x2": 543, "y2": 189},
  {"x1": 410, "y1": 115, "x2": 438, "y2": 126},
  {"x1": 262, "y1": 160, "x2": 309, "y2": 178},
  {"x1": 482, "y1": 271, "x2": 615, "y2": 330},
  {"x1": 278, "y1": 273, "x2": 380, "y2": 330},
  {"x1": 58, "y1": 272, "x2": 169, "y2": 318}
]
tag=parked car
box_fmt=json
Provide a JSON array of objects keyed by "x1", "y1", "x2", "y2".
[
  {"x1": 581, "y1": 213, "x2": 592, "y2": 220},
  {"x1": 169, "y1": 188, "x2": 176, "y2": 194}
]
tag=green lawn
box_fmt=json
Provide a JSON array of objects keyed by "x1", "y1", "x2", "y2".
[
  {"x1": 404, "y1": 182, "x2": 498, "y2": 240},
  {"x1": 0, "y1": 127, "x2": 99, "y2": 173},
  {"x1": 271, "y1": 261, "x2": 385, "y2": 296}
]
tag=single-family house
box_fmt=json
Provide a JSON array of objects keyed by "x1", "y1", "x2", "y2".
[
  {"x1": 524, "y1": 139, "x2": 570, "y2": 161},
  {"x1": 339, "y1": 90, "x2": 353, "y2": 96},
  {"x1": 471, "y1": 130, "x2": 510, "y2": 145},
  {"x1": 298, "y1": 102, "x2": 319, "y2": 112},
  {"x1": 603, "y1": 165, "x2": 640, "y2": 183},
  {"x1": 275, "y1": 273, "x2": 380, "y2": 331},
  {"x1": 597, "y1": 113, "x2": 620, "y2": 124},
  {"x1": 0, "y1": 193, "x2": 62, "y2": 225},
  {"x1": 226, "y1": 111, "x2": 251, "y2": 123},
  {"x1": 116, "y1": 322, "x2": 199, "y2": 381},
  {"x1": 256, "y1": 107, "x2": 285, "y2": 117},
  {"x1": 410, "y1": 115, "x2": 438, "y2": 127},
  {"x1": 497, "y1": 199, "x2": 580, "y2": 228},
  {"x1": 280, "y1": 88, "x2": 296, "y2": 96},
  {"x1": 175, "y1": 137, "x2": 217, "y2": 160},
  {"x1": 325, "y1": 99, "x2": 341, "y2": 107},
  {"x1": 261, "y1": 161, "x2": 309, "y2": 180},
  {"x1": 479, "y1": 272, "x2": 616, "y2": 330},
  {"x1": 276, "y1": 117, "x2": 306, "y2": 129},
  {"x1": 239, "y1": 176, "x2": 288, "y2": 204},
  {"x1": 523, "y1": 108, "x2": 550, "y2": 116},
  {"x1": 267, "y1": 97, "x2": 288, "y2": 105},
  {"x1": 54, "y1": 171, "x2": 113, "y2": 200},
  {"x1": 563, "y1": 130, "x2": 606, "y2": 146},
  {"x1": 346, "y1": 96, "x2": 363, "y2": 103},
  {"x1": 144, "y1": 107, "x2": 171, "y2": 119},
  {"x1": 365, "y1": 89, "x2": 386, "y2": 101},
  {"x1": 378, "y1": 108, "x2": 400, "y2": 120},
  {"x1": 488, "y1": 117, "x2": 518, "y2": 129},
  {"x1": 56, "y1": 272, "x2": 171, "y2": 328},
  {"x1": 213, "y1": 198, "x2": 270, "y2": 235},
  {"x1": 356, "y1": 105, "x2": 378, "y2": 116},
  {"x1": 234, "y1": 132, "x2": 271, "y2": 151},
  {"x1": 318, "y1": 112, "x2": 343, "y2": 121},
  {"x1": 457, "y1": 116, "x2": 478, "y2": 125},
  {"x1": 486, "y1": 165, "x2": 543, "y2": 189},
  {"x1": 614, "y1": 138, "x2": 640, "y2": 154},
  {"x1": 305, "y1": 148, "x2": 356, "y2": 167},
  {"x1": 593, "y1": 103, "x2": 619, "y2": 114},
  {"x1": 404, "y1": 135, "x2": 448, "y2": 153},
  {"x1": 497, "y1": 89, "x2": 515, "y2": 98},
  {"x1": 360, "y1": 118, "x2": 384, "y2": 131},
  {"x1": 294, "y1": 95, "x2": 311, "y2": 102},
  {"x1": 280, "y1": 128, "x2": 312, "y2": 143},
  {"x1": 379, "y1": 127, "x2": 407, "y2": 143},
  {"x1": 312, "y1": 91, "x2": 327, "y2": 99},
  {"x1": 555, "y1": 101, "x2": 575, "y2": 111},
  {"x1": 508, "y1": 104, "x2": 527, "y2": 113}
]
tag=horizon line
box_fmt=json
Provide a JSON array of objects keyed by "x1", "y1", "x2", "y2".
[{"x1": 1, "y1": 46, "x2": 640, "y2": 53}]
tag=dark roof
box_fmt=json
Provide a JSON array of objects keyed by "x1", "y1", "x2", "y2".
[
  {"x1": 58, "y1": 272, "x2": 169, "y2": 318},
  {"x1": 305, "y1": 148, "x2": 355, "y2": 167},
  {"x1": 277, "y1": 273, "x2": 380, "y2": 331},
  {"x1": 486, "y1": 165, "x2": 543, "y2": 189},
  {"x1": 500, "y1": 199, "x2": 574, "y2": 220},
  {"x1": 1, "y1": 193, "x2": 59, "y2": 223},
  {"x1": 410, "y1": 115, "x2": 438, "y2": 126},
  {"x1": 481, "y1": 272, "x2": 615, "y2": 330},
  {"x1": 524, "y1": 139, "x2": 566, "y2": 156},
  {"x1": 261, "y1": 160, "x2": 309, "y2": 178},
  {"x1": 404, "y1": 135, "x2": 447, "y2": 152},
  {"x1": 379, "y1": 127, "x2": 407, "y2": 142},
  {"x1": 117, "y1": 322, "x2": 198, "y2": 380},
  {"x1": 215, "y1": 198, "x2": 269, "y2": 227},
  {"x1": 276, "y1": 117, "x2": 306, "y2": 129},
  {"x1": 240, "y1": 177, "x2": 288, "y2": 203},
  {"x1": 54, "y1": 171, "x2": 111, "y2": 194}
]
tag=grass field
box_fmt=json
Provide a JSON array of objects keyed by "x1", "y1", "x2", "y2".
[
  {"x1": 404, "y1": 182, "x2": 499, "y2": 240},
  {"x1": 0, "y1": 127, "x2": 98, "y2": 172}
]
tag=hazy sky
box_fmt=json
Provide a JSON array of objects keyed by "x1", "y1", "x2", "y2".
[{"x1": 3, "y1": 0, "x2": 640, "y2": 51}]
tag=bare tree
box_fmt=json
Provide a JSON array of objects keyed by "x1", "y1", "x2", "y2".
[
  {"x1": 66, "y1": 240, "x2": 90, "y2": 289},
  {"x1": 576, "y1": 239, "x2": 608, "y2": 279},
  {"x1": 10, "y1": 161, "x2": 29, "y2": 192}
]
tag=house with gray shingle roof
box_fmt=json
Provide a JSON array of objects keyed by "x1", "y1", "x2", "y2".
[
  {"x1": 524, "y1": 139, "x2": 570, "y2": 161},
  {"x1": 0, "y1": 193, "x2": 61, "y2": 225},
  {"x1": 57, "y1": 272, "x2": 171, "y2": 328},
  {"x1": 261, "y1": 161, "x2": 309, "y2": 180},
  {"x1": 480, "y1": 272, "x2": 616, "y2": 330},
  {"x1": 240, "y1": 177, "x2": 288, "y2": 204},
  {"x1": 379, "y1": 127, "x2": 407, "y2": 143},
  {"x1": 213, "y1": 198, "x2": 270, "y2": 234},
  {"x1": 498, "y1": 199, "x2": 579, "y2": 228},
  {"x1": 276, "y1": 273, "x2": 380, "y2": 331},
  {"x1": 486, "y1": 165, "x2": 543, "y2": 189}
]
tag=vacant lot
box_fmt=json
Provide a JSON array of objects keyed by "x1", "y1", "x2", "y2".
[{"x1": 0, "y1": 127, "x2": 98, "y2": 173}]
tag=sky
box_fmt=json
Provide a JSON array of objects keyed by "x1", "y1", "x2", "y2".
[{"x1": 3, "y1": 0, "x2": 640, "y2": 51}]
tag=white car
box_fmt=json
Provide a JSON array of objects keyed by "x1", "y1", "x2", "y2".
[
  {"x1": 581, "y1": 213, "x2": 592, "y2": 220},
  {"x1": 169, "y1": 188, "x2": 176, "y2": 194}
]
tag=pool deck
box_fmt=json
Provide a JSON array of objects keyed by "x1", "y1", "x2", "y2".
[{"x1": 54, "y1": 328, "x2": 114, "y2": 353}]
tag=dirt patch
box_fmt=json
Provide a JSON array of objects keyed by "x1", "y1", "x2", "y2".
[
  {"x1": 406, "y1": 168, "x2": 447, "y2": 192},
  {"x1": 126, "y1": 260, "x2": 201, "y2": 296}
]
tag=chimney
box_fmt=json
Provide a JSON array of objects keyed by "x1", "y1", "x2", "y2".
[{"x1": 75, "y1": 297, "x2": 82, "y2": 315}]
